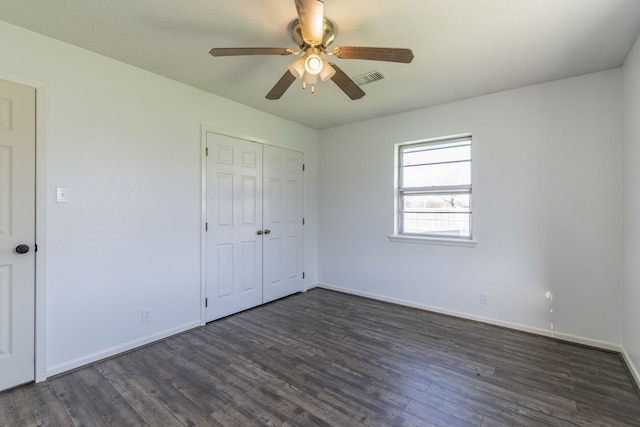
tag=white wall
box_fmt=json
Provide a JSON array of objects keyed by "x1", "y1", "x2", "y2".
[
  {"x1": 623, "y1": 32, "x2": 640, "y2": 383},
  {"x1": 0, "y1": 20, "x2": 318, "y2": 377},
  {"x1": 318, "y1": 70, "x2": 624, "y2": 348}
]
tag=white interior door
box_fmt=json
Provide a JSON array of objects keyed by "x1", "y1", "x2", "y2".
[
  {"x1": 0, "y1": 80, "x2": 36, "y2": 391},
  {"x1": 262, "y1": 146, "x2": 304, "y2": 303},
  {"x1": 206, "y1": 133, "x2": 263, "y2": 321}
]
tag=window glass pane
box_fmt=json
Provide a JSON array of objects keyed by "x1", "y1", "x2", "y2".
[
  {"x1": 402, "y1": 194, "x2": 470, "y2": 212},
  {"x1": 402, "y1": 161, "x2": 471, "y2": 188},
  {"x1": 402, "y1": 212, "x2": 471, "y2": 237},
  {"x1": 403, "y1": 144, "x2": 470, "y2": 166}
]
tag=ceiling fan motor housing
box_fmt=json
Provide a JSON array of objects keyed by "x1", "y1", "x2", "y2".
[{"x1": 290, "y1": 18, "x2": 336, "y2": 49}]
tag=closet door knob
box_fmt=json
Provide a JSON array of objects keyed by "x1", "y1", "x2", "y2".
[
  {"x1": 264, "y1": 229, "x2": 271, "y2": 235},
  {"x1": 257, "y1": 230, "x2": 264, "y2": 235}
]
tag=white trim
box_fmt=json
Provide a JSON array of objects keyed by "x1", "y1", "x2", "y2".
[
  {"x1": 0, "y1": 70, "x2": 45, "y2": 90},
  {"x1": 397, "y1": 133, "x2": 473, "y2": 148},
  {"x1": 200, "y1": 126, "x2": 306, "y2": 154},
  {"x1": 303, "y1": 283, "x2": 319, "y2": 292},
  {"x1": 0, "y1": 70, "x2": 49, "y2": 383},
  {"x1": 549, "y1": 331, "x2": 623, "y2": 353},
  {"x1": 34, "y1": 81, "x2": 48, "y2": 383},
  {"x1": 317, "y1": 283, "x2": 623, "y2": 352},
  {"x1": 46, "y1": 321, "x2": 202, "y2": 378},
  {"x1": 621, "y1": 349, "x2": 640, "y2": 390},
  {"x1": 199, "y1": 125, "x2": 208, "y2": 327},
  {"x1": 200, "y1": 126, "x2": 273, "y2": 147},
  {"x1": 388, "y1": 234, "x2": 477, "y2": 247}
]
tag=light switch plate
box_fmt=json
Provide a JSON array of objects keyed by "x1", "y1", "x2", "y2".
[{"x1": 56, "y1": 187, "x2": 69, "y2": 203}]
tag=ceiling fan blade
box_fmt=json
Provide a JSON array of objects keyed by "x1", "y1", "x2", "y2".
[
  {"x1": 209, "y1": 47, "x2": 294, "y2": 57},
  {"x1": 266, "y1": 70, "x2": 297, "y2": 100},
  {"x1": 294, "y1": 0, "x2": 324, "y2": 45},
  {"x1": 329, "y1": 63, "x2": 365, "y2": 100},
  {"x1": 330, "y1": 47, "x2": 414, "y2": 63}
]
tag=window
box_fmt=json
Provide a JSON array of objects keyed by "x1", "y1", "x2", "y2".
[{"x1": 395, "y1": 135, "x2": 472, "y2": 241}]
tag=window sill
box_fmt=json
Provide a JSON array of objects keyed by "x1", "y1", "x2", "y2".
[{"x1": 388, "y1": 235, "x2": 477, "y2": 248}]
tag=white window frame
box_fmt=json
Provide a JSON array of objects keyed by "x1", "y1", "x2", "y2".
[{"x1": 389, "y1": 134, "x2": 477, "y2": 247}]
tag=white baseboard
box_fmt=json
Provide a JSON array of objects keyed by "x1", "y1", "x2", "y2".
[
  {"x1": 317, "y1": 283, "x2": 623, "y2": 353},
  {"x1": 303, "y1": 283, "x2": 319, "y2": 292},
  {"x1": 621, "y1": 349, "x2": 640, "y2": 391},
  {"x1": 46, "y1": 320, "x2": 202, "y2": 378}
]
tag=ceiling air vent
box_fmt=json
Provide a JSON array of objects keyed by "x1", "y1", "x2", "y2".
[{"x1": 352, "y1": 70, "x2": 386, "y2": 86}]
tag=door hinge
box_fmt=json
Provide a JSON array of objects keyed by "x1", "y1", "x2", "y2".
[
  {"x1": 206, "y1": 147, "x2": 209, "y2": 156},
  {"x1": 302, "y1": 272, "x2": 305, "y2": 279},
  {"x1": 205, "y1": 222, "x2": 208, "y2": 231},
  {"x1": 302, "y1": 218, "x2": 305, "y2": 225},
  {"x1": 302, "y1": 164, "x2": 305, "y2": 172},
  {"x1": 205, "y1": 298, "x2": 208, "y2": 308}
]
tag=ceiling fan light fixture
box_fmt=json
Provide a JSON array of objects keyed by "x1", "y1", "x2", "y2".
[{"x1": 304, "y1": 49, "x2": 323, "y2": 75}]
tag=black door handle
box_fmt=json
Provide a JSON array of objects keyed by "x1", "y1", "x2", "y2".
[{"x1": 15, "y1": 244, "x2": 30, "y2": 254}]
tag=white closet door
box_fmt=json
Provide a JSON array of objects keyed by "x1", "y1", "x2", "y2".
[
  {"x1": 206, "y1": 133, "x2": 263, "y2": 321},
  {"x1": 262, "y1": 145, "x2": 304, "y2": 303}
]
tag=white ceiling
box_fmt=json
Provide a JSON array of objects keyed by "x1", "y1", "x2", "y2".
[{"x1": 1, "y1": 0, "x2": 639, "y2": 129}]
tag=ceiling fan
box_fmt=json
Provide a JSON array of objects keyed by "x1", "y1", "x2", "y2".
[{"x1": 209, "y1": 0, "x2": 414, "y2": 100}]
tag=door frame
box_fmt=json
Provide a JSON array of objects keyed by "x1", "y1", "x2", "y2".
[
  {"x1": 0, "y1": 70, "x2": 48, "y2": 383},
  {"x1": 199, "y1": 125, "x2": 305, "y2": 324}
]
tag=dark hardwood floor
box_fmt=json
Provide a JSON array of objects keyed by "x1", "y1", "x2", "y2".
[{"x1": 2, "y1": 288, "x2": 639, "y2": 426}]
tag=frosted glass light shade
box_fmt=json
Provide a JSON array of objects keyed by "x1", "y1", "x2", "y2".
[
  {"x1": 303, "y1": 72, "x2": 318, "y2": 85},
  {"x1": 288, "y1": 56, "x2": 306, "y2": 79},
  {"x1": 319, "y1": 61, "x2": 336, "y2": 82}
]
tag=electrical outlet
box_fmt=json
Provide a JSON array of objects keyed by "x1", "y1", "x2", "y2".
[
  {"x1": 480, "y1": 292, "x2": 489, "y2": 305},
  {"x1": 142, "y1": 307, "x2": 152, "y2": 323}
]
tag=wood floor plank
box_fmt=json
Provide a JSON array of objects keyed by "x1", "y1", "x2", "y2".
[
  {"x1": 26, "y1": 382, "x2": 76, "y2": 426},
  {"x1": 0, "y1": 386, "x2": 39, "y2": 426},
  {"x1": 95, "y1": 358, "x2": 181, "y2": 425},
  {"x1": 137, "y1": 343, "x2": 263, "y2": 425},
  {"x1": 1, "y1": 288, "x2": 639, "y2": 426},
  {"x1": 426, "y1": 383, "x2": 543, "y2": 427},
  {"x1": 48, "y1": 368, "x2": 126, "y2": 427},
  {"x1": 404, "y1": 396, "x2": 483, "y2": 426},
  {"x1": 110, "y1": 357, "x2": 213, "y2": 425},
  {"x1": 425, "y1": 362, "x2": 583, "y2": 423}
]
